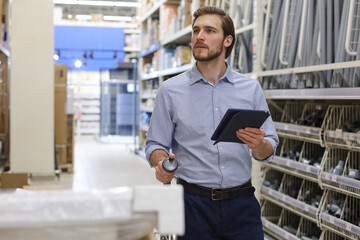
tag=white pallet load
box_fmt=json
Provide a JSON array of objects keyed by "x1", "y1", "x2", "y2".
[{"x1": 0, "y1": 185, "x2": 184, "y2": 240}]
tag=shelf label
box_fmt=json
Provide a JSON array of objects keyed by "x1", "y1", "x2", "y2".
[
  {"x1": 331, "y1": 174, "x2": 338, "y2": 182},
  {"x1": 346, "y1": 223, "x2": 352, "y2": 231},
  {"x1": 335, "y1": 129, "x2": 343, "y2": 138},
  {"x1": 329, "y1": 216, "x2": 335, "y2": 224},
  {"x1": 286, "y1": 160, "x2": 292, "y2": 167},
  {"x1": 304, "y1": 204, "x2": 309, "y2": 212}
]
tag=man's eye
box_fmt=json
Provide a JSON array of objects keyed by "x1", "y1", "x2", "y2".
[
  {"x1": 193, "y1": 29, "x2": 199, "y2": 33},
  {"x1": 207, "y1": 29, "x2": 214, "y2": 33}
]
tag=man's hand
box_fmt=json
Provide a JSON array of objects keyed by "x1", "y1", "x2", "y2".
[
  {"x1": 155, "y1": 153, "x2": 176, "y2": 183},
  {"x1": 236, "y1": 127, "x2": 265, "y2": 149},
  {"x1": 236, "y1": 128, "x2": 273, "y2": 160}
]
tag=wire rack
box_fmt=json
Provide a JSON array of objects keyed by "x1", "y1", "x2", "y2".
[
  {"x1": 320, "y1": 230, "x2": 350, "y2": 240},
  {"x1": 298, "y1": 217, "x2": 322, "y2": 240},
  {"x1": 262, "y1": 168, "x2": 285, "y2": 191},
  {"x1": 319, "y1": 190, "x2": 360, "y2": 239},
  {"x1": 301, "y1": 141, "x2": 325, "y2": 168},
  {"x1": 298, "y1": 179, "x2": 323, "y2": 210},
  {"x1": 278, "y1": 209, "x2": 301, "y2": 236},
  {"x1": 261, "y1": 199, "x2": 283, "y2": 224},
  {"x1": 278, "y1": 173, "x2": 303, "y2": 199},
  {"x1": 320, "y1": 148, "x2": 360, "y2": 198},
  {"x1": 323, "y1": 105, "x2": 360, "y2": 151},
  {"x1": 279, "y1": 138, "x2": 304, "y2": 162}
]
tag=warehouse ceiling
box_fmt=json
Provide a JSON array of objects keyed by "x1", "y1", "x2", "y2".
[{"x1": 54, "y1": 0, "x2": 139, "y2": 22}]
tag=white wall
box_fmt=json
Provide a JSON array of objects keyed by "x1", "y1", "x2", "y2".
[{"x1": 9, "y1": 0, "x2": 54, "y2": 173}]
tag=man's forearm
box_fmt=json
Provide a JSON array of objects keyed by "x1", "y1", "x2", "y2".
[
  {"x1": 149, "y1": 149, "x2": 169, "y2": 167},
  {"x1": 252, "y1": 139, "x2": 273, "y2": 160}
]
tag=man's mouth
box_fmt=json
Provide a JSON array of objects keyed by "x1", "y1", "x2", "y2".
[{"x1": 195, "y1": 43, "x2": 207, "y2": 49}]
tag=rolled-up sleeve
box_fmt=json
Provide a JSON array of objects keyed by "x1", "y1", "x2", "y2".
[
  {"x1": 145, "y1": 84, "x2": 175, "y2": 167},
  {"x1": 251, "y1": 84, "x2": 279, "y2": 162}
]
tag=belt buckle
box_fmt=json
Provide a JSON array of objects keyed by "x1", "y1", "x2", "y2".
[{"x1": 211, "y1": 188, "x2": 222, "y2": 201}]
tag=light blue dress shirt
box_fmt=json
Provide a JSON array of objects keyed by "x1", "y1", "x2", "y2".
[{"x1": 146, "y1": 63, "x2": 279, "y2": 188}]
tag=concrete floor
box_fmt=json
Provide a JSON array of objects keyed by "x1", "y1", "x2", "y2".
[{"x1": 29, "y1": 135, "x2": 160, "y2": 190}]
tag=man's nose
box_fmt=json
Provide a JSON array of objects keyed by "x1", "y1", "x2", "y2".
[{"x1": 196, "y1": 30, "x2": 204, "y2": 40}]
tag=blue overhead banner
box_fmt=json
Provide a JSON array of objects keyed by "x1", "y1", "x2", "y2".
[{"x1": 54, "y1": 25, "x2": 125, "y2": 71}]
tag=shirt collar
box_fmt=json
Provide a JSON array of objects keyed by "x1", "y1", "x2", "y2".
[{"x1": 189, "y1": 62, "x2": 234, "y2": 85}]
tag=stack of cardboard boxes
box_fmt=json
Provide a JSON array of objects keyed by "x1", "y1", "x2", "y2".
[{"x1": 54, "y1": 64, "x2": 74, "y2": 172}]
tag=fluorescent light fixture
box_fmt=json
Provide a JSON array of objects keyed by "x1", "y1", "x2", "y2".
[
  {"x1": 74, "y1": 60, "x2": 83, "y2": 68},
  {"x1": 103, "y1": 16, "x2": 132, "y2": 21},
  {"x1": 75, "y1": 14, "x2": 92, "y2": 20},
  {"x1": 54, "y1": 0, "x2": 140, "y2": 8}
]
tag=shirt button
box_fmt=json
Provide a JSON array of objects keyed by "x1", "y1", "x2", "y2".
[
  {"x1": 215, "y1": 108, "x2": 219, "y2": 111},
  {"x1": 219, "y1": 147, "x2": 223, "y2": 150},
  {"x1": 221, "y1": 166, "x2": 224, "y2": 169}
]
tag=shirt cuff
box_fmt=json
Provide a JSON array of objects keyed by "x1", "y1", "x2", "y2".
[
  {"x1": 250, "y1": 137, "x2": 276, "y2": 162},
  {"x1": 145, "y1": 145, "x2": 170, "y2": 167}
]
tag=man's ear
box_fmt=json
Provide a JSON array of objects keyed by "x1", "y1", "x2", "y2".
[{"x1": 224, "y1": 35, "x2": 233, "y2": 47}]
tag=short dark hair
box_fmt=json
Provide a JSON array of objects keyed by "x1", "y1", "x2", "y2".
[{"x1": 193, "y1": 6, "x2": 235, "y2": 59}]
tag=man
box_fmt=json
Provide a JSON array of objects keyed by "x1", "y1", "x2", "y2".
[{"x1": 145, "y1": 6, "x2": 279, "y2": 240}]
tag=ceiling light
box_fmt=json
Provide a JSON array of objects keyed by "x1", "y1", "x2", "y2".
[
  {"x1": 53, "y1": 0, "x2": 141, "y2": 8},
  {"x1": 75, "y1": 15, "x2": 92, "y2": 21},
  {"x1": 103, "y1": 16, "x2": 132, "y2": 21},
  {"x1": 74, "y1": 59, "x2": 83, "y2": 68},
  {"x1": 53, "y1": 54, "x2": 59, "y2": 61}
]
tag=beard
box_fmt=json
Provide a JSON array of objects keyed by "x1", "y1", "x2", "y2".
[{"x1": 193, "y1": 40, "x2": 224, "y2": 62}]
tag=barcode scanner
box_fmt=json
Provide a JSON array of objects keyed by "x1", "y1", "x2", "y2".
[{"x1": 162, "y1": 156, "x2": 178, "y2": 172}]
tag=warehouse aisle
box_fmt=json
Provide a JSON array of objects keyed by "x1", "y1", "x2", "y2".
[
  {"x1": 38, "y1": 135, "x2": 160, "y2": 190},
  {"x1": 71, "y1": 135, "x2": 160, "y2": 191}
]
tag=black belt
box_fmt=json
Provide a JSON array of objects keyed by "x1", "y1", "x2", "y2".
[{"x1": 177, "y1": 178, "x2": 255, "y2": 201}]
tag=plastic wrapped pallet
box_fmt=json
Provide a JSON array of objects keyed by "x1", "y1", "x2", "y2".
[{"x1": 0, "y1": 185, "x2": 184, "y2": 240}]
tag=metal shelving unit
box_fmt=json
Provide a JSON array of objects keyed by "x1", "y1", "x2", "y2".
[
  {"x1": 252, "y1": 1, "x2": 360, "y2": 239},
  {"x1": 137, "y1": 0, "x2": 360, "y2": 238},
  {"x1": 137, "y1": 0, "x2": 198, "y2": 152}
]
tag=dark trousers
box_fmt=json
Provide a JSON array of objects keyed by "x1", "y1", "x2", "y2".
[{"x1": 178, "y1": 190, "x2": 264, "y2": 240}]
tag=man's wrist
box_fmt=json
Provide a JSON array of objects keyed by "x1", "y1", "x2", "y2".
[
  {"x1": 149, "y1": 149, "x2": 168, "y2": 167},
  {"x1": 253, "y1": 139, "x2": 272, "y2": 160}
]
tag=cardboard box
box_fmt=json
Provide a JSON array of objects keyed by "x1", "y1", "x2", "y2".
[
  {"x1": 55, "y1": 87, "x2": 67, "y2": 144},
  {"x1": 159, "y1": 4, "x2": 178, "y2": 41},
  {"x1": 54, "y1": 64, "x2": 67, "y2": 85},
  {"x1": 175, "y1": 46, "x2": 191, "y2": 66},
  {"x1": 1, "y1": 172, "x2": 28, "y2": 189},
  {"x1": 67, "y1": 114, "x2": 74, "y2": 164},
  {"x1": 55, "y1": 145, "x2": 67, "y2": 165}
]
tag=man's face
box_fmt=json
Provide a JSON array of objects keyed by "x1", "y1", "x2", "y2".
[{"x1": 192, "y1": 14, "x2": 226, "y2": 62}]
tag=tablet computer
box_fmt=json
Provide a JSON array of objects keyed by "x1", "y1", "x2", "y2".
[{"x1": 211, "y1": 108, "x2": 270, "y2": 145}]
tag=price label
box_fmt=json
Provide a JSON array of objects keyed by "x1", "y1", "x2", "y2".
[
  {"x1": 304, "y1": 205, "x2": 309, "y2": 212},
  {"x1": 282, "y1": 195, "x2": 287, "y2": 202},
  {"x1": 284, "y1": 124, "x2": 289, "y2": 130},
  {"x1": 335, "y1": 129, "x2": 343, "y2": 138},
  {"x1": 287, "y1": 160, "x2": 291, "y2": 167},
  {"x1": 346, "y1": 224, "x2": 352, "y2": 231},
  {"x1": 306, "y1": 166, "x2": 311, "y2": 172},
  {"x1": 306, "y1": 128, "x2": 311, "y2": 134},
  {"x1": 330, "y1": 217, "x2": 335, "y2": 224},
  {"x1": 331, "y1": 174, "x2": 338, "y2": 182},
  {"x1": 348, "y1": 133, "x2": 355, "y2": 141}
]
